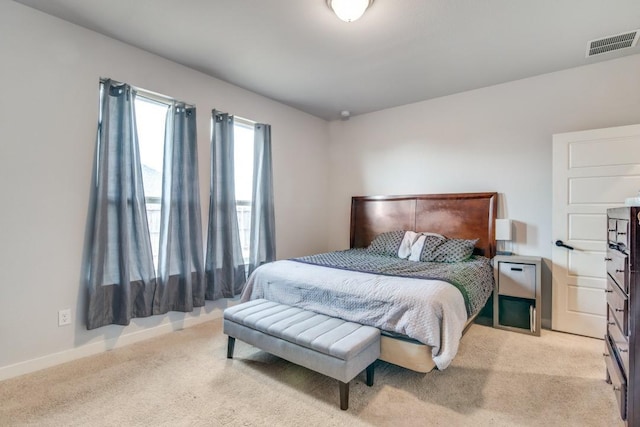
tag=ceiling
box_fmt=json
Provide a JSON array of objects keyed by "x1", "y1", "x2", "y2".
[{"x1": 14, "y1": 0, "x2": 640, "y2": 120}]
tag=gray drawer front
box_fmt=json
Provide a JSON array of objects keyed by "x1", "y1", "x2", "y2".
[
  {"x1": 498, "y1": 262, "x2": 535, "y2": 299},
  {"x1": 607, "y1": 277, "x2": 628, "y2": 335},
  {"x1": 604, "y1": 336, "x2": 627, "y2": 421}
]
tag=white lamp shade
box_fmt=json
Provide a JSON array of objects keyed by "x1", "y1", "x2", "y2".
[
  {"x1": 329, "y1": 0, "x2": 371, "y2": 22},
  {"x1": 495, "y1": 219, "x2": 513, "y2": 241}
]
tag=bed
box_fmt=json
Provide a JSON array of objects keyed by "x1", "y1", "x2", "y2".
[{"x1": 241, "y1": 192, "x2": 497, "y2": 372}]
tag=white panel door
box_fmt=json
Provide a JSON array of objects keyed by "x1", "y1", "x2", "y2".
[{"x1": 552, "y1": 124, "x2": 640, "y2": 338}]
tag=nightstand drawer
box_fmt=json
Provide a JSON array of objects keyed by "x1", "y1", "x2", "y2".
[
  {"x1": 498, "y1": 262, "x2": 535, "y2": 299},
  {"x1": 493, "y1": 255, "x2": 541, "y2": 337}
]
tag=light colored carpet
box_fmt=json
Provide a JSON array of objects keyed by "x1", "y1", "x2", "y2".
[{"x1": 0, "y1": 318, "x2": 622, "y2": 426}]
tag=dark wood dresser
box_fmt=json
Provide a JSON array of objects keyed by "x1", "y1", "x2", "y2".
[{"x1": 606, "y1": 207, "x2": 640, "y2": 424}]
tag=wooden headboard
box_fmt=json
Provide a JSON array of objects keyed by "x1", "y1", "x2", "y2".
[{"x1": 350, "y1": 192, "x2": 498, "y2": 258}]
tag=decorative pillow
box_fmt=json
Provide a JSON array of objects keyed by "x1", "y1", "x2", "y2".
[
  {"x1": 397, "y1": 231, "x2": 421, "y2": 259},
  {"x1": 408, "y1": 235, "x2": 426, "y2": 261},
  {"x1": 409, "y1": 234, "x2": 445, "y2": 261},
  {"x1": 417, "y1": 231, "x2": 446, "y2": 239},
  {"x1": 421, "y1": 238, "x2": 478, "y2": 263},
  {"x1": 367, "y1": 230, "x2": 406, "y2": 257},
  {"x1": 418, "y1": 235, "x2": 448, "y2": 261}
]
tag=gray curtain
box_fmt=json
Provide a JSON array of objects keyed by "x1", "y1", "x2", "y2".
[
  {"x1": 248, "y1": 123, "x2": 276, "y2": 276},
  {"x1": 86, "y1": 80, "x2": 156, "y2": 329},
  {"x1": 205, "y1": 111, "x2": 246, "y2": 299},
  {"x1": 154, "y1": 104, "x2": 205, "y2": 314}
]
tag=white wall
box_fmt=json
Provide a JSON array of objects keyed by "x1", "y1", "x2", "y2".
[
  {"x1": 0, "y1": 1, "x2": 329, "y2": 379},
  {"x1": 3, "y1": 1, "x2": 640, "y2": 380},
  {"x1": 327, "y1": 53, "x2": 640, "y2": 328}
]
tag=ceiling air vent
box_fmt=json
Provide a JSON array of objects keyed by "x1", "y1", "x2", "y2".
[{"x1": 586, "y1": 30, "x2": 640, "y2": 57}]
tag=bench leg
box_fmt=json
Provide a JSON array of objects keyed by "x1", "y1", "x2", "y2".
[
  {"x1": 366, "y1": 362, "x2": 375, "y2": 387},
  {"x1": 227, "y1": 336, "x2": 236, "y2": 359},
  {"x1": 339, "y1": 381, "x2": 349, "y2": 410}
]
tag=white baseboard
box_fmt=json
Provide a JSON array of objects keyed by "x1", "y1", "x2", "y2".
[{"x1": 0, "y1": 310, "x2": 224, "y2": 381}]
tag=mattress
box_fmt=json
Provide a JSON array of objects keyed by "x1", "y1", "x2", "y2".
[{"x1": 241, "y1": 249, "x2": 494, "y2": 369}]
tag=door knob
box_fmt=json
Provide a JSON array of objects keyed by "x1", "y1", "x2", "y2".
[{"x1": 555, "y1": 240, "x2": 574, "y2": 250}]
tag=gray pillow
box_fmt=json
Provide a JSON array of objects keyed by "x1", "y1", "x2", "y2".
[
  {"x1": 418, "y1": 235, "x2": 446, "y2": 260},
  {"x1": 367, "y1": 230, "x2": 405, "y2": 257},
  {"x1": 421, "y1": 238, "x2": 478, "y2": 263}
]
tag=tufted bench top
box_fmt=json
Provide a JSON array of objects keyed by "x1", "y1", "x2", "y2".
[{"x1": 224, "y1": 299, "x2": 380, "y2": 361}]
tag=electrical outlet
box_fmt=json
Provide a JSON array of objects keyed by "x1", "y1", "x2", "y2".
[{"x1": 58, "y1": 309, "x2": 71, "y2": 326}]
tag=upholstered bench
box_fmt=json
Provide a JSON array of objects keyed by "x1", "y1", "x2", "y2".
[{"x1": 223, "y1": 299, "x2": 381, "y2": 410}]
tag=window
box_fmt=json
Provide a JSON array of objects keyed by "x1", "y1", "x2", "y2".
[
  {"x1": 233, "y1": 119, "x2": 255, "y2": 263},
  {"x1": 137, "y1": 104, "x2": 255, "y2": 268},
  {"x1": 135, "y1": 96, "x2": 169, "y2": 269}
]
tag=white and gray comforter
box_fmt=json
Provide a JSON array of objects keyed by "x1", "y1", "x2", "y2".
[{"x1": 241, "y1": 249, "x2": 494, "y2": 369}]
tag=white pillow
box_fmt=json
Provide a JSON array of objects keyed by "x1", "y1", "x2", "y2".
[
  {"x1": 419, "y1": 231, "x2": 446, "y2": 239},
  {"x1": 397, "y1": 231, "x2": 421, "y2": 259},
  {"x1": 408, "y1": 235, "x2": 426, "y2": 261}
]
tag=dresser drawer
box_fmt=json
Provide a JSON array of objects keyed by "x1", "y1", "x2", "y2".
[
  {"x1": 608, "y1": 307, "x2": 629, "y2": 375},
  {"x1": 616, "y1": 219, "x2": 629, "y2": 250},
  {"x1": 608, "y1": 219, "x2": 618, "y2": 245},
  {"x1": 606, "y1": 249, "x2": 629, "y2": 294},
  {"x1": 606, "y1": 277, "x2": 628, "y2": 336},
  {"x1": 605, "y1": 335, "x2": 627, "y2": 421}
]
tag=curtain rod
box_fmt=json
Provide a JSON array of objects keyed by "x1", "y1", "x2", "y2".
[
  {"x1": 234, "y1": 115, "x2": 257, "y2": 126},
  {"x1": 213, "y1": 109, "x2": 257, "y2": 126},
  {"x1": 100, "y1": 77, "x2": 195, "y2": 109}
]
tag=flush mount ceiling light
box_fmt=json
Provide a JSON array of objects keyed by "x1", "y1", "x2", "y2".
[{"x1": 327, "y1": 0, "x2": 374, "y2": 23}]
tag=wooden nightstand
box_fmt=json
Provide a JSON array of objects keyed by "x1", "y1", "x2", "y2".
[{"x1": 492, "y1": 255, "x2": 542, "y2": 336}]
